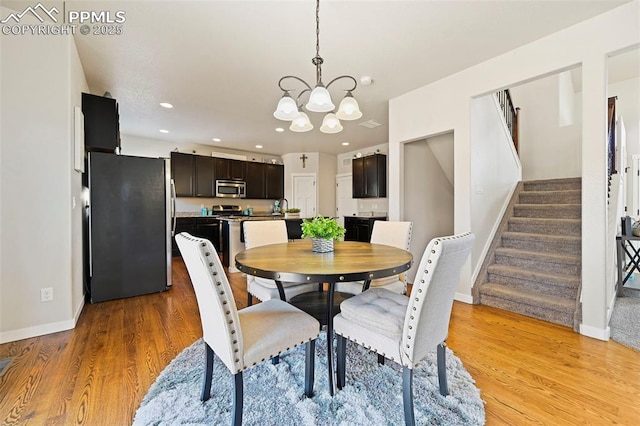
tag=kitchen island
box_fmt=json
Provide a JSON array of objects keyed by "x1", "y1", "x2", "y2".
[{"x1": 219, "y1": 216, "x2": 305, "y2": 272}]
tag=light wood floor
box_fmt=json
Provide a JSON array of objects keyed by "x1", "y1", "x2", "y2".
[{"x1": 1, "y1": 258, "x2": 638, "y2": 425}]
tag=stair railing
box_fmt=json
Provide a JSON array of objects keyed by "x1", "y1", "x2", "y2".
[{"x1": 496, "y1": 89, "x2": 520, "y2": 153}]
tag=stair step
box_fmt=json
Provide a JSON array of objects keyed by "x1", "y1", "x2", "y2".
[
  {"x1": 507, "y1": 217, "x2": 581, "y2": 236},
  {"x1": 513, "y1": 204, "x2": 581, "y2": 219},
  {"x1": 494, "y1": 247, "x2": 581, "y2": 275},
  {"x1": 487, "y1": 264, "x2": 579, "y2": 298},
  {"x1": 523, "y1": 177, "x2": 581, "y2": 192},
  {"x1": 502, "y1": 232, "x2": 581, "y2": 255},
  {"x1": 519, "y1": 190, "x2": 581, "y2": 204},
  {"x1": 479, "y1": 283, "x2": 575, "y2": 328}
]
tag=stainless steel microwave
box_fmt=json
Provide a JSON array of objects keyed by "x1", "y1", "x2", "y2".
[{"x1": 215, "y1": 179, "x2": 246, "y2": 198}]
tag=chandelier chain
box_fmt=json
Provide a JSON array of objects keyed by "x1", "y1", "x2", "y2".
[{"x1": 313, "y1": 0, "x2": 323, "y2": 84}]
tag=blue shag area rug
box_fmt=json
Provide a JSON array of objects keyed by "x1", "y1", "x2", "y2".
[{"x1": 133, "y1": 333, "x2": 485, "y2": 425}]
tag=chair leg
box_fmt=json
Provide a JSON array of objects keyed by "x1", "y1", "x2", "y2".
[
  {"x1": 336, "y1": 334, "x2": 346, "y2": 389},
  {"x1": 402, "y1": 367, "x2": 415, "y2": 426},
  {"x1": 201, "y1": 342, "x2": 214, "y2": 401},
  {"x1": 247, "y1": 293, "x2": 253, "y2": 306},
  {"x1": 232, "y1": 372, "x2": 243, "y2": 426},
  {"x1": 377, "y1": 354, "x2": 385, "y2": 365},
  {"x1": 437, "y1": 342, "x2": 449, "y2": 396},
  {"x1": 304, "y1": 339, "x2": 316, "y2": 397}
]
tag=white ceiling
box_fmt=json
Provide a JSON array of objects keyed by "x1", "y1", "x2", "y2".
[{"x1": 70, "y1": 0, "x2": 632, "y2": 156}]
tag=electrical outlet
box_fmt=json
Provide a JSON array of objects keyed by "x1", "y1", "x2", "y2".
[{"x1": 41, "y1": 287, "x2": 53, "y2": 302}]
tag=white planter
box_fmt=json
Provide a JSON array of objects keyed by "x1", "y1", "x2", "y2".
[
  {"x1": 285, "y1": 212, "x2": 300, "y2": 219},
  {"x1": 311, "y1": 238, "x2": 334, "y2": 253}
]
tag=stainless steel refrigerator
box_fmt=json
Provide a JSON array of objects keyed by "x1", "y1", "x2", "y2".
[{"x1": 85, "y1": 152, "x2": 174, "y2": 302}]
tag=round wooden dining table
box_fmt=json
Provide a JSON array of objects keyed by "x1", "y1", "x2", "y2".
[{"x1": 235, "y1": 239, "x2": 413, "y2": 395}]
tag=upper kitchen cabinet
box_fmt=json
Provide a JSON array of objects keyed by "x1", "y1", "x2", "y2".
[
  {"x1": 265, "y1": 164, "x2": 284, "y2": 199},
  {"x1": 82, "y1": 92, "x2": 120, "y2": 152},
  {"x1": 352, "y1": 153, "x2": 387, "y2": 198},
  {"x1": 171, "y1": 152, "x2": 195, "y2": 197},
  {"x1": 215, "y1": 158, "x2": 246, "y2": 181},
  {"x1": 245, "y1": 161, "x2": 266, "y2": 199},
  {"x1": 195, "y1": 156, "x2": 215, "y2": 197}
]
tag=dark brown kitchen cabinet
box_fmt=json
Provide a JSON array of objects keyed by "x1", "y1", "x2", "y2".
[
  {"x1": 265, "y1": 164, "x2": 284, "y2": 199},
  {"x1": 344, "y1": 216, "x2": 387, "y2": 242},
  {"x1": 245, "y1": 162, "x2": 266, "y2": 199},
  {"x1": 352, "y1": 153, "x2": 386, "y2": 198},
  {"x1": 195, "y1": 217, "x2": 220, "y2": 252},
  {"x1": 82, "y1": 92, "x2": 120, "y2": 153},
  {"x1": 172, "y1": 217, "x2": 220, "y2": 256},
  {"x1": 172, "y1": 217, "x2": 196, "y2": 256},
  {"x1": 171, "y1": 152, "x2": 195, "y2": 197},
  {"x1": 195, "y1": 156, "x2": 215, "y2": 197},
  {"x1": 215, "y1": 158, "x2": 246, "y2": 181}
]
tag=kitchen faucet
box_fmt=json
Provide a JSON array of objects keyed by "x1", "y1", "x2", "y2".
[{"x1": 278, "y1": 198, "x2": 288, "y2": 213}]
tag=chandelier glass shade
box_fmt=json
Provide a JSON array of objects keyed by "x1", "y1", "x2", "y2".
[{"x1": 273, "y1": 0, "x2": 362, "y2": 134}]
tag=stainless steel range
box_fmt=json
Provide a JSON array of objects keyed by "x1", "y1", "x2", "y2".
[{"x1": 211, "y1": 204, "x2": 244, "y2": 217}]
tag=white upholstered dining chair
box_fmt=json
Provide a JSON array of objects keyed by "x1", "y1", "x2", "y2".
[
  {"x1": 175, "y1": 232, "x2": 320, "y2": 426},
  {"x1": 243, "y1": 220, "x2": 318, "y2": 305},
  {"x1": 336, "y1": 221, "x2": 413, "y2": 295},
  {"x1": 334, "y1": 232, "x2": 474, "y2": 426}
]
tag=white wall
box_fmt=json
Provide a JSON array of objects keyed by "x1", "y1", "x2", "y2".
[
  {"x1": 0, "y1": 10, "x2": 87, "y2": 342},
  {"x1": 389, "y1": 1, "x2": 639, "y2": 340},
  {"x1": 509, "y1": 72, "x2": 582, "y2": 180},
  {"x1": 318, "y1": 153, "x2": 337, "y2": 217},
  {"x1": 69, "y1": 37, "x2": 89, "y2": 323},
  {"x1": 470, "y1": 95, "x2": 522, "y2": 280},
  {"x1": 403, "y1": 135, "x2": 454, "y2": 283}
]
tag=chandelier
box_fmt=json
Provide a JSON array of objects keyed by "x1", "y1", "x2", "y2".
[{"x1": 273, "y1": 0, "x2": 362, "y2": 134}]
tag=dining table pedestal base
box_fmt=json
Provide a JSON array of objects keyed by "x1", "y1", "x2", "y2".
[{"x1": 289, "y1": 290, "x2": 353, "y2": 326}]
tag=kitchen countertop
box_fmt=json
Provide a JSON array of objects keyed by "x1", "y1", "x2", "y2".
[{"x1": 176, "y1": 212, "x2": 293, "y2": 221}]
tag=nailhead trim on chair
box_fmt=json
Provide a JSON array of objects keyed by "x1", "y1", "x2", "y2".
[
  {"x1": 189, "y1": 233, "x2": 322, "y2": 375},
  {"x1": 335, "y1": 332, "x2": 397, "y2": 363}
]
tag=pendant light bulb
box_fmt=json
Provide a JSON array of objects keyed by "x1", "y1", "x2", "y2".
[
  {"x1": 306, "y1": 85, "x2": 335, "y2": 112},
  {"x1": 289, "y1": 112, "x2": 313, "y2": 132}
]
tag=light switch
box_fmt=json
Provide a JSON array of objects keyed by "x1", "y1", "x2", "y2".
[{"x1": 475, "y1": 185, "x2": 484, "y2": 194}]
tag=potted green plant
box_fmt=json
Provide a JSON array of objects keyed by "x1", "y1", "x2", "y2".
[
  {"x1": 284, "y1": 207, "x2": 301, "y2": 219},
  {"x1": 301, "y1": 216, "x2": 346, "y2": 252}
]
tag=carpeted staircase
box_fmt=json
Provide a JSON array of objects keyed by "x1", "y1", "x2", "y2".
[{"x1": 473, "y1": 177, "x2": 582, "y2": 330}]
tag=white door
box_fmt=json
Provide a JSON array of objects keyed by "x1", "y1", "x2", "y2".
[
  {"x1": 336, "y1": 174, "x2": 358, "y2": 227},
  {"x1": 292, "y1": 174, "x2": 317, "y2": 218}
]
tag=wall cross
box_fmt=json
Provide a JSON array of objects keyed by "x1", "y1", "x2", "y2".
[{"x1": 300, "y1": 154, "x2": 308, "y2": 168}]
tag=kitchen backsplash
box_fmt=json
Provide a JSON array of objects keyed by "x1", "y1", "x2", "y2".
[
  {"x1": 176, "y1": 197, "x2": 276, "y2": 214},
  {"x1": 357, "y1": 198, "x2": 389, "y2": 215}
]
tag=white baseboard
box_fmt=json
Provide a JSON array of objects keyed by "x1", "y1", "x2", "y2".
[
  {"x1": 454, "y1": 292, "x2": 474, "y2": 304},
  {"x1": 74, "y1": 297, "x2": 85, "y2": 324},
  {"x1": 0, "y1": 319, "x2": 75, "y2": 344},
  {"x1": 579, "y1": 323, "x2": 610, "y2": 341},
  {"x1": 0, "y1": 300, "x2": 84, "y2": 344}
]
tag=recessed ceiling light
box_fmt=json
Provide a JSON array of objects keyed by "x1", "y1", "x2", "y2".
[
  {"x1": 342, "y1": 142, "x2": 350, "y2": 146},
  {"x1": 255, "y1": 145, "x2": 263, "y2": 149},
  {"x1": 275, "y1": 127, "x2": 284, "y2": 132},
  {"x1": 212, "y1": 138, "x2": 221, "y2": 142},
  {"x1": 159, "y1": 129, "x2": 169, "y2": 133},
  {"x1": 159, "y1": 103, "x2": 173, "y2": 109}
]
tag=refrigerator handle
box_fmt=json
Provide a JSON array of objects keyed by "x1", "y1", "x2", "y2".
[
  {"x1": 170, "y1": 179, "x2": 177, "y2": 236},
  {"x1": 87, "y1": 202, "x2": 93, "y2": 278}
]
